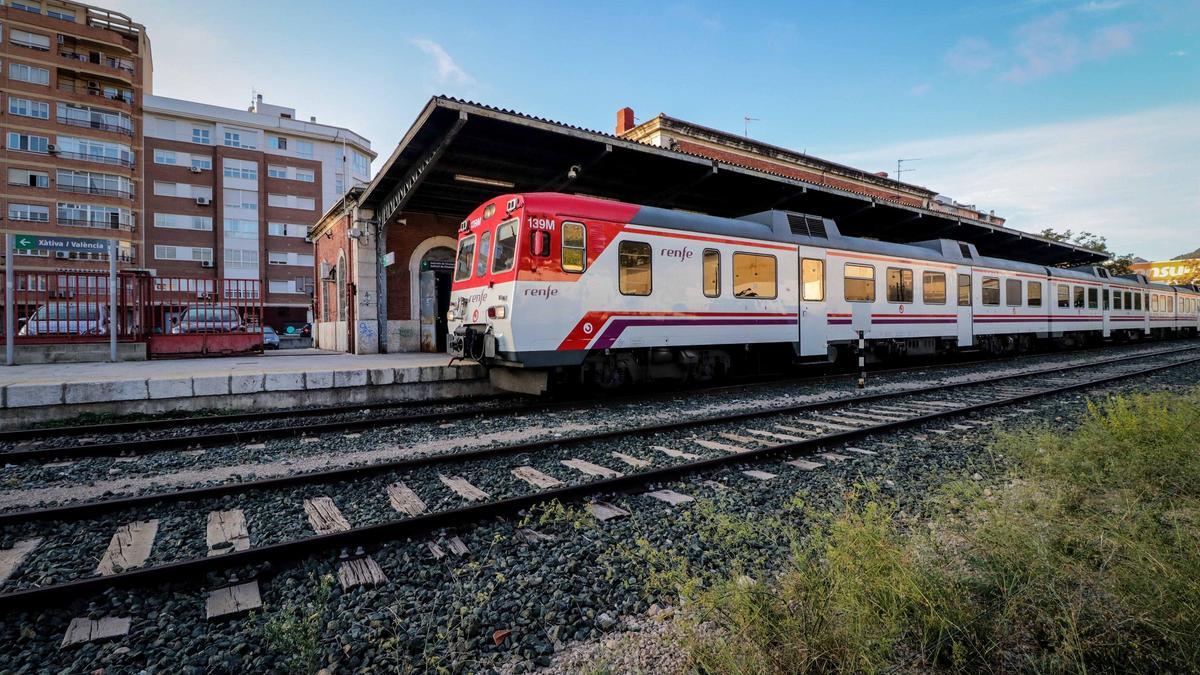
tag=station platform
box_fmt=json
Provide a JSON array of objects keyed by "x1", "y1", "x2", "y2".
[{"x1": 0, "y1": 350, "x2": 492, "y2": 428}]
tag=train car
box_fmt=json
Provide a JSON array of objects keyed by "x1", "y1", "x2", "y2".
[{"x1": 447, "y1": 193, "x2": 1190, "y2": 393}]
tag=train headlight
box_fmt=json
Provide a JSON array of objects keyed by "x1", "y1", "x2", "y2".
[{"x1": 487, "y1": 305, "x2": 507, "y2": 320}]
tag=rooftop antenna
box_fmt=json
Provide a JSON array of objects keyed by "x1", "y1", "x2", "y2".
[
  {"x1": 896, "y1": 157, "x2": 921, "y2": 182},
  {"x1": 743, "y1": 115, "x2": 759, "y2": 138}
]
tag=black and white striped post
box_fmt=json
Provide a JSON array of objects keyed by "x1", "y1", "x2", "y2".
[{"x1": 857, "y1": 330, "x2": 866, "y2": 389}]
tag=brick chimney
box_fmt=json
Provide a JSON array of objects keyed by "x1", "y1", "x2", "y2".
[{"x1": 616, "y1": 107, "x2": 635, "y2": 135}]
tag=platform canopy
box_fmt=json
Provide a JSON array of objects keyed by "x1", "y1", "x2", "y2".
[{"x1": 358, "y1": 96, "x2": 1105, "y2": 267}]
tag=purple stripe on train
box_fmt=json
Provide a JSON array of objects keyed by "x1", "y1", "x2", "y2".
[{"x1": 593, "y1": 317, "x2": 796, "y2": 349}]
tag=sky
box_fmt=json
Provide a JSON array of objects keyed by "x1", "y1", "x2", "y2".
[{"x1": 105, "y1": 0, "x2": 1199, "y2": 260}]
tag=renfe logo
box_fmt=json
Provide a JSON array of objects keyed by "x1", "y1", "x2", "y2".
[
  {"x1": 523, "y1": 285, "x2": 559, "y2": 298},
  {"x1": 661, "y1": 246, "x2": 694, "y2": 261}
]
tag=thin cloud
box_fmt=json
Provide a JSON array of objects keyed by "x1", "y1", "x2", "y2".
[
  {"x1": 945, "y1": 37, "x2": 999, "y2": 74},
  {"x1": 910, "y1": 82, "x2": 933, "y2": 96},
  {"x1": 1169, "y1": 49, "x2": 1189, "y2": 57},
  {"x1": 833, "y1": 105, "x2": 1200, "y2": 261},
  {"x1": 1002, "y1": 12, "x2": 1134, "y2": 82},
  {"x1": 669, "y1": 2, "x2": 722, "y2": 31},
  {"x1": 410, "y1": 38, "x2": 474, "y2": 86},
  {"x1": 1077, "y1": 0, "x2": 1130, "y2": 12}
]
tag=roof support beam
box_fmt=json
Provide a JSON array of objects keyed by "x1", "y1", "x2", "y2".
[
  {"x1": 770, "y1": 187, "x2": 808, "y2": 209},
  {"x1": 375, "y1": 110, "x2": 468, "y2": 354},
  {"x1": 538, "y1": 143, "x2": 612, "y2": 192},
  {"x1": 651, "y1": 162, "x2": 718, "y2": 206}
]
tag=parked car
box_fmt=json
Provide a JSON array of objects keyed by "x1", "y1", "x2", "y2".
[
  {"x1": 18, "y1": 302, "x2": 109, "y2": 336},
  {"x1": 262, "y1": 326, "x2": 280, "y2": 349},
  {"x1": 170, "y1": 306, "x2": 244, "y2": 334}
]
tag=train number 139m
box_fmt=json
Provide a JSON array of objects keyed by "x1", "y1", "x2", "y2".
[{"x1": 528, "y1": 218, "x2": 556, "y2": 231}]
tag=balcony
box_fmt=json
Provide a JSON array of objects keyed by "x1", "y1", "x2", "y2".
[
  {"x1": 53, "y1": 150, "x2": 135, "y2": 169},
  {"x1": 57, "y1": 217, "x2": 135, "y2": 232},
  {"x1": 57, "y1": 114, "x2": 134, "y2": 136},
  {"x1": 59, "y1": 48, "x2": 136, "y2": 79},
  {"x1": 57, "y1": 80, "x2": 133, "y2": 106},
  {"x1": 58, "y1": 183, "x2": 134, "y2": 199}
]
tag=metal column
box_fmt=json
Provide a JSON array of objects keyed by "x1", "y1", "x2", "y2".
[
  {"x1": 4, "y1": 234, "x2": 13, "y2": 366},
  {"x1": 108, "y1": 239, "x2": 118, "y2": 362}
]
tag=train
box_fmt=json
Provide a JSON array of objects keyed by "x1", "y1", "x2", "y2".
[{"x1": 447, "y1": 193, "x2": 1199, "y2": 394}]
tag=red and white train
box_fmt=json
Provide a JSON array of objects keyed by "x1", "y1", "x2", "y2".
[{"x1": 447, "y1": 193, "x2": 1199, "y2": 393}]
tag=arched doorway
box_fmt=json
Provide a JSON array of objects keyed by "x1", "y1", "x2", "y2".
[{"x1": 415, "y1": 243, "x2": 456, "y2": 352}]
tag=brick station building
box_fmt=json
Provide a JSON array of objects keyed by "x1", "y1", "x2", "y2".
[{"x1": 311, "y1": 97, "x2": 1102, "y2": 356}]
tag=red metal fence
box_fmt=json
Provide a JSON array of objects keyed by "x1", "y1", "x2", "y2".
[{"x1": 2, "y1": 272, "x2": 264, "y2": 356}]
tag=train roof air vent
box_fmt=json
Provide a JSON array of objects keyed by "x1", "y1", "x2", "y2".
[
  {"x1": 959, "y1": 243, "x2": 973, "y2": 258},
  {"x1": 787, "y1": 213, "x2": 827, "y2": 238}
]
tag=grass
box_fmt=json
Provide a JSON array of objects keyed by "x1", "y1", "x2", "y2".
[{"x1": 642, "y1": 389, "x2": 1200, "y2": 674}]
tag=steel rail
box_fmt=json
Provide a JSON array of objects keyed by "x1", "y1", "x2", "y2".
[
  {"x1": 0, "y1": 352, "x2": 1193, "y2": 613},
  {"x1": 1, "y1": 344, "x2": 1194, "y2": 530}
]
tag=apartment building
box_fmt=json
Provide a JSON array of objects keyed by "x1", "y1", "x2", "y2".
[
  {"x1": 0, "y1": 0, "x2": 149, "y2": 268},
  {"x1": 143, "y1": 94, "x2": 373, "y2": 329}
]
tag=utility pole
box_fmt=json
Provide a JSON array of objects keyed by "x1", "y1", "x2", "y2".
[{"x1": 743, "y1": 115, "x2": 760, "y2": 138}]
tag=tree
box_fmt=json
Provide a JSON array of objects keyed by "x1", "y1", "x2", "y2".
[
  {"x1": 1038, "y1": 228, "x2": 1135, "y2": 275},
  {"x1": 1173, "y1": 247, "x2": 1200, "y2": 261}
]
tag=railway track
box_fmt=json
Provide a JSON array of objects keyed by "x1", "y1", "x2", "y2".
[
  {"x1": 0, "y1": 343, "x2": 1196, "y2": 614},
  {"x1": 1, "y1": 340, "x2": 1191, "y2": 463}
]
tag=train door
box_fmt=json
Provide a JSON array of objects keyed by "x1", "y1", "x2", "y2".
[
  {"x1": 956, "y1": 267, "x2": 973, "y2": 347},
  {"x1": 1101, "y1": 285, "x2": 1111, "y2": 338},
  {"x1": 798, "y1": 251, "x2": 827, "y2": 358}
]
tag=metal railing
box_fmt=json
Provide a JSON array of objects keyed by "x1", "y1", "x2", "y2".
[
  {"x1": 58, "y1": 183, "x2": 134, "y2": 199},
  {"x1": 56, "y1": 82, "x2": 133, "y2": 105},
  {"x1": 57, "y1": 216, "x2": 135, "y2": 232},
  {"x1": 0, "y1": 271, "x2": 146, "y2": 343},
  {"x1": 59, "y1": 49, "x2": 135, "y2": 76},
  {"x1": 57, "y1": 116, "x2": 134, "y2": 136},
  {"x1": 53, "y1": 150, "x2": 135, "y2": 168}
]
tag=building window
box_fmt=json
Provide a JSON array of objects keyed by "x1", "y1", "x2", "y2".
[
  {"x1": 8, "y1": 97, "x2": 50, "y2": 119},
  {"x1": 8, "y1": 203, "x2": 50, "y2": 222},
  {"x1": 56, "y1": 136, "x2": 133, "y2": 166},
  {"x1": 6, "y1": 132, "x2": 49, "y2": 153},
  {"x1": 192, "y1": 128, "x2": 211, "y2": 144},
  {"x1": 224, "y1": 189, "x2": 258, "y2": 210},
  {"x1": 801, "y1": 258, "x2": 824, "y2": 301},
  {"x1": 11, "y1": 29, "x2": 51, "y2": 51},
  {"x1": 267, "y1": 165, "x2": 287, "y2": 179},
  {"x1": 268, "y1": 222, "x2": 305, "y2": 238},
  {"x1": 8, "y1": 168, "x2": 49, "y2": 188},
  {"x1": 294, "y1": 169, "x2": 314, "y2": 182},
  {"x1": 618, "y1": 241, "x2": 652, "y2": 296},
  {"x1": 845, "y1": 264, "x2": 876, "y2": 302},
  {"x1": 154, "y1": 213, "x2": 213, "y2": 231},
  {"x1": 155, "y1": 245, "x2": 212, "y2": 262},
  {"x1": 703, "y1": 249, "x2": 721, "y2": 298},
  {"x1": 223, "y1": 159, "x2": 258, "y2": 180},
  {"x1": 454, "y1": 235, "x2": 476, "y2": 282},
  {"x1": 957, "y1": 274, "x2": 971, "y2": 306},
  {"x1": 352, "y1": 151, "x2": 370, "y2": 174},
  {"x1": 982, "y1": 277, "x2": 1000, "y2": 306},
  {"x1": 154, "y1": 149, "x2": 177, "y2": 165},
  {"x1": 191, "y1": 157, "x2": 212, "y2": 171},
  {"x1": 11, "y1": 2, "x2": 42, "y2": 14},
  {"x1": 58, "y1": 102, "x2": 132, "y2": 134},
  {"x1": 561, "y1": 222, "x2": 586, "y2": 273},
  {"x1": 47, "y1": 7, "x2": 76, "y2": 21},
  {"x1": 1005, "y1": 278, "x2": 1022, "y2": 306},
  {"x1": 57, "y1": 202, "x2": 132, "y2": 230},
  {"x1": 9, "y1": 62, "x2": 50, "y2": 85},
  {"x1": 1073, "y1": 286, "x2": 1085, "y2": 308},
  {"x1": 1058, "y1": 284, "x2": 1070, "y2": 308},
  {"x1": 225, "y1": 248, "x2": 259, "y2": 269},
  {"x1": 61, "y1": 170, "x2": 133, "y2": 198},
  {"x1": 886, "y1": 267, "x2": 914, "y2": 303},
  {"x1": 923, "y1": 271, "x2": 946, "y2": 304},
  {"x1": 733, "y1": 252, "x2": 777, "y2": 299},
  {"x1": 295, "y1": 140, "x2": 314, "y2": 158},
  {"x1": 224, "y1": 219, "x2": 258, "y2": 239},
  {"x1": 492, "y1": 220, "x2": 517, "y2": 274},
  {"x1": 1028, "y1": 281, "x2": 1043, "y2": 307},
  {"x1": 224, "y1": 131, "x2": 243, "y2": 148},
  {"x1": 269, "y1": 136, "x2": 288, "y2": 150}
]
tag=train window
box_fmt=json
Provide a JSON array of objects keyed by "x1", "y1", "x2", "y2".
[
  {"x1": 1006, "y1": 279, "x2": 1022, "y2": 306},
  {"x1": 1087, "y1": 288, "x2": 1098, "y2": 309},
  {"x1": 1028, "y1": 281, "x2": 1042, "y2": 307},
  {"x1": 1057, "y1": 284, "x2": 1070, "y2": 308},
  {"x1": 492, "y1": 220, "x2": 517, "y2": 273},
  {"x1": 1102, "y1": 289, "x2": 1110, "y2": 310},
  {"x1": 886, "y1": 268, "x2": 913, "y2": 303},
  {"x1": 733, "y1": 253, "x2": 777, "y2": 299},
  {"x1": 561, "y1": 221, "x2": 587, "y2": 273},
  {"x1": 1144, "y1": 293, "x2": 1149, "y2": 310},
  {"x1": 981, "y1": 277, "x2": 1000, "y2": 306},
  {"x1": 1114, "y1": 292, "x2": 1123, "y2": 310},
  {"x1": 1151, "y1": 295, "x2": 1159, "y2": 312},
  {"x1": 475, "y1": 231, "x2": 491, "y2": 278},
  {"x1": 957, "y1": 274, "x2": 971, "y2": 306},
  {"x1": 1168, "y1": 296, "x2": 1174, "y2": 313},
  {"x1": 703, "y1": 249, "x2": 720, "y2": 298},
  {"x1": 618, "y1": 241, "x2": 652, "y2": 296},
  {"x1": 802, "y1": 258, "x2": 824, "y2": 301},
  {"x1": 923, "y1": 271, "x2": 946, "y2": 304},
  {"x1": 530, "y1": 229, "x2": 551, "y2": 257},
  {"x1": 454, "y1": 234, "x2": 476, "y2": 282},
  {"x1": 845, "y1": 264, "x2": 875, "y2": 302},
  {"x1": 1074, "y1": 287, "x2": 1085, "y2": 308},
  {"x1": 1125, "y1": 291, "x2": 1132, "y2": 309},
  {"x1": 1134, "y1": 293, "x2": 1142, "y2": 310}
]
